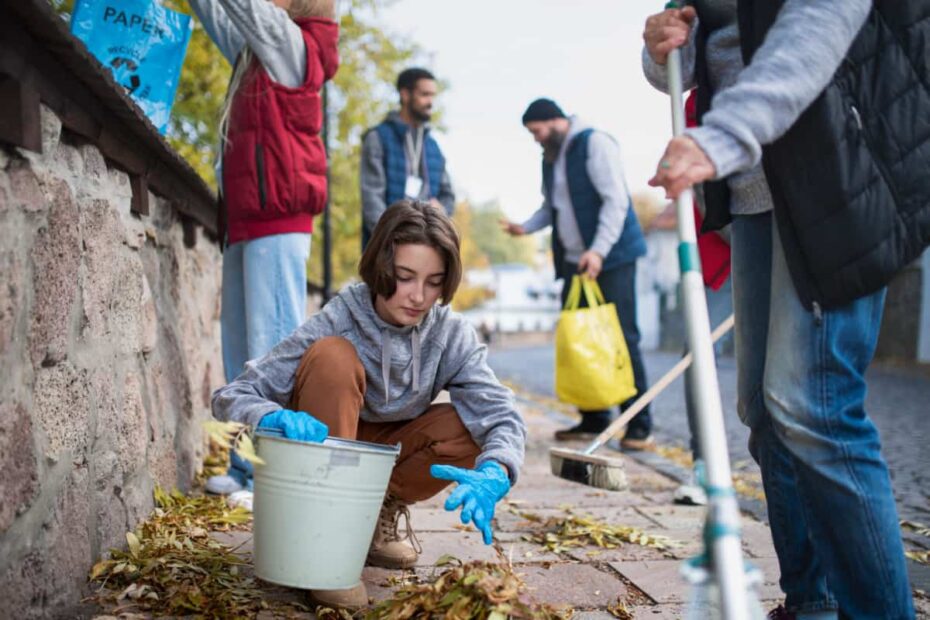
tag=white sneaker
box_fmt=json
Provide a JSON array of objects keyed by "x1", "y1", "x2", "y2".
[
  {"x1": 674, "y1": 464, "x2": 707, "y2": 506},
  {"x1": 226, "y1": 490, "x2": 253, "y2": 512},
  {"x1": 205, "y1": 474, "x2": 246, "y2": 495}
]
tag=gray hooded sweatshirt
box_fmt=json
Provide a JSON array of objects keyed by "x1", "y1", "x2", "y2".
[{"x1": 212, "y1": 282, "x2": 527, "y2": 482}]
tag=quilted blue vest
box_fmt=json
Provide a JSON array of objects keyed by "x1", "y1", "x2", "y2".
[
  {"x1": 376, "y1": 119, "x2": 446, "y2": 206},
  {"x1": 543, "y1": 129, "x2": 647, "y2": 280}
]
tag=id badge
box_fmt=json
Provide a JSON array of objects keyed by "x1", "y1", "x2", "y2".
[{"x1": 404, "y1": 175, "x2": 424, "y2": 199}]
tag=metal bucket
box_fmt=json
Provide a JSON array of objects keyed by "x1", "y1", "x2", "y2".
[{"x1": 253, "y1": 430, "x2": 401, "y2": 590}]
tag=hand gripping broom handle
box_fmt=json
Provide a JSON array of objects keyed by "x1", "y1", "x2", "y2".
[
  {"x1": 581, "y1": 313, "x2": 735, "y2": 456},
  {"x1": 664, "y1": 3, "x2": 751, "y2": 617}
]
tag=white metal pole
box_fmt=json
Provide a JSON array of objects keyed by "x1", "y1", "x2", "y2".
[{"x1": 666, "y1": 37, "x2": 752, "y2": 619}]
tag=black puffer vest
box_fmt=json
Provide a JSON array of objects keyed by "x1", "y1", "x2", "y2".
[{"x1": 696, "y1": 0, "x2": 930, "y2": 310}]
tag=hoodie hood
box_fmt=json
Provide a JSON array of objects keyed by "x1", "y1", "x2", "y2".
[{"x1": 298, "y1": 17, "x2": 340, "y2": 81}]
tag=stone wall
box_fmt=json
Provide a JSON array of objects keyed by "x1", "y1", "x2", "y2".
[{"x1": 0, "y1": 105, "x2": 224, "y2": 618}]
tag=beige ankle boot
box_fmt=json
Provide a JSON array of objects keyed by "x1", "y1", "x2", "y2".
[
  {"x1": 366, "y1": 494, "x2": 421, "y2": 569},
  {"x1": 308, "y1": 582, "x2": 369, "y2": 611}
]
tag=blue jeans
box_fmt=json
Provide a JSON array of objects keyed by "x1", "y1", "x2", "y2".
[
  {"x1": 731, "y1": 213, "x2": 913, "y2": 618},
  {"x1": 220, "y1": 232, "x2": 311, "y2": 487},
  {"x1": 561, "y1": 261, "x2": 651, "y2": 434}
]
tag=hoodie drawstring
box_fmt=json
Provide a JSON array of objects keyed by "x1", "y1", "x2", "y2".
[
  {"x1": 411, "y1": 328, "x2": 421, "y2": 396},
  {"x1": 380, "y1": 327, "x2": 421, "y2": 406}
]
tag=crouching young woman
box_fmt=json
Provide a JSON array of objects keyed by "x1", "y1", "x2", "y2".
[{"x1": 211, "y1": 200, "x2": 527, "y2": 609}]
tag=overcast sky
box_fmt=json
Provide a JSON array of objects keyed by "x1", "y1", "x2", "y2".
[{"x1": 380, "y1": 0, "x2": 671, "y2": 223}]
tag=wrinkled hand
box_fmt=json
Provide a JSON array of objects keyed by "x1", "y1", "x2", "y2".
[
  {"x1": 649, "y1": 136, "x2": 716, "y2": 199},
  {"x1": 643, "y1": 6, "x2": 697, "y2": 65},
  {"x1": 499, "y1": 219, "x2": 526, "y2": 236},
  {"x1": 258, "y1": 409, "x2": 329, "y2": 443},
  {"x1": 431, "y1": 461, "x2": 511, "y2": 545},
  {"x1": 578, "y1": 251, "x2": 603, "y2": 280}
]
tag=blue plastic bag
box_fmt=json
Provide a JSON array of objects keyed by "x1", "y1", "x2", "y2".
[{"x1": 70, "y1": 0, "x2": 192, "y2": 134}]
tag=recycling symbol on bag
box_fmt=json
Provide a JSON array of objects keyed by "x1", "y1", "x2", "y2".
[{"x1": 110, "y1": 57, "x2": 142, "y2": 94}]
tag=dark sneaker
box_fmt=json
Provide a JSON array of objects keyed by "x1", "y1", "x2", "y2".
[
  {"x1": 620, "y1": 426, "x2": 654, "y2": 451},
  {"x1": 553, "y1": 421, "x2": 609, "y2": 442}
]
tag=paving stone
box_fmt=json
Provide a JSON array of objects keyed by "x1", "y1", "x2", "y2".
[
  {"x1": 413, "y1": 531, "x2": 500, "y2": 566},
  {"x1": 609, "y1": 559, "x2": 686, "y2": 603},
  {"x1": 630, "y1": 603, "x2": 689, "y2": 618},
  {"x1": 519, "y1": 562, "x2": 630, "y2": 609},
  {"x1": 634, "y1": 504, "x2": 708, "y2": 530},
  {"x1": 739, "y1": 519, "x2": 777, "y2": 559}
]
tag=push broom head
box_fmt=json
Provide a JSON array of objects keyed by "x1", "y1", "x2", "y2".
[{"x1": 549, "y1": 447, "x2": 628, "y2": 491}]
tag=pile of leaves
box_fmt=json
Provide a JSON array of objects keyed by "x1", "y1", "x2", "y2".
[
  {"x1": 364, "y1": 555, "x2": 569, "y2": 620},
  {"x1": 512, "y1": 507, "x2": 678, "y2": 555},
  {"x1": 87, "y1": 487, "x2": 291, "y2": 618}
]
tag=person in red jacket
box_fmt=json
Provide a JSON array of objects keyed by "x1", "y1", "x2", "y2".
[{"x1": 187, "y1": 0, "x2": 339, "y2": 496}]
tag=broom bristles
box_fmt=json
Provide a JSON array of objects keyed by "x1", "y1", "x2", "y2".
[{"x1": 549, "y1": 449, "x2": 628, "y2": 491}]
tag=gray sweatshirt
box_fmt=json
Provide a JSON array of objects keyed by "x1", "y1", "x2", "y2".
[
  {"x1": 642, "y1": 0, "x2": 870, "y2": 213},
  {"x1": 521, "y1": 117, "x2": 632, "y2": 262},
  {"x1": 361, "y1": 111, "x2": 456, "y2": 232},
  {"x1": 212, "y1": 282, "x2": 527, "y2": 483}
]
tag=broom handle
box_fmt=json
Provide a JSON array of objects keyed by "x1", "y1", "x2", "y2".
[{"x1": 582, "y1": 313, "x2": 734, "y2": 455}]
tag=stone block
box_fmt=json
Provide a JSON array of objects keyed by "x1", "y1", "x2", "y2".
[
  {"x1": 39, "y1": 104, "x2": 62, "y2": 156},
  {"x1": 51, "y1": 141, "x2": 84, "y2": 184},
  {"x1": 0, "y1": 466, "x2": 93, "y2": 619},
  {"x1": 33, "y1": 363, "x2": 91, "y2": 460},
  {"x1": 8, "y1": 160, "x2": 45, "y2": 213},
  {"x1": 29, "y1": 179, "x2": 80, "y2": 367},
  {"x1": 141, "y1": 276, "x2": 157, "y2": 354},
  {"x1": 92, "y1": 449, "x2": 129, "y2": 554},
  {"x1": 0, "y1": 251, "x2": 24, "y2": 357},
  {"x1": 80, "y1": 198, "x2": 144, "y2": 353},
  {"x1": 92, "y1": 368, "x2": 148, "y2": 478},
  {"x1": 0, "y1": 401, "x2": 38, "y2": 532},
  {"x1": 79, "y1": 143, "x2": 108, "y2": 193}
]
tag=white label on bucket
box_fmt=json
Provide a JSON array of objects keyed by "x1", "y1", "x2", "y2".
[{"x1": 329, "y1": 451, "x2": 360, "y2": 468}]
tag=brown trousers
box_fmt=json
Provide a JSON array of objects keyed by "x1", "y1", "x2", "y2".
[{"x1": 287, "y1": 337, "x2": 480, "y2": 503}]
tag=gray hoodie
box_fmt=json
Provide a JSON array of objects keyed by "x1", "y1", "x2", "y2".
[{"x1": 212, "y1": 282, "x2": 527, "y2": 482}]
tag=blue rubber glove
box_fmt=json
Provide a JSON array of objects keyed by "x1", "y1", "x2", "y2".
[
  {"x1": 430, "y1": 461, "x2": 511, "y2": 545},
  {"x1": 257, "y1": 409, "x2": 329, "y2": 443}
]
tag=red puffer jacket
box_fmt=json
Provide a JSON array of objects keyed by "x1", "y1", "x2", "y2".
[
  {"x1": 686, "y1": 90, "x2": 731, "y2": 291},
  {"x1": 221, "y1": 18, "x2": 339, "y2": 245}
]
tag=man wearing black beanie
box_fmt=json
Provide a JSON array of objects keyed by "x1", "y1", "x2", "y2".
[{"x1": 502, "y1": 98, "x2": 652, "y2": 449}]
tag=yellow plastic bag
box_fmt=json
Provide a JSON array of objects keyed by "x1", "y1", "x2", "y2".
[{"x1": 555, "y1": 275, "x2": 637, "y2": 410}]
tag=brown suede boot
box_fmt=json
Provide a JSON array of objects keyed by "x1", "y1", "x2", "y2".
[
  {"x1": 308, "y1": 582, "x2": 369, "y2": 611},
  {"x1": 366, "y1": 494, "x2": 421, "y2": 569}
]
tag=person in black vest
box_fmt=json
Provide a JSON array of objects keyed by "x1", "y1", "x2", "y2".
[
  {"x1": 643, "y1": 1, "x2": 927, "y2": 618},
  {"x1": 502, "y1": 99, "x2": 651, "y2": 449},
  {"x1": 360, "y1": 67, "x2": 455, "y2": 249}
]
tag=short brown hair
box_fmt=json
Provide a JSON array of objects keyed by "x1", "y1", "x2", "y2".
[{"x1": 359, "y1": 200, "x2": 462, "y2": 305}]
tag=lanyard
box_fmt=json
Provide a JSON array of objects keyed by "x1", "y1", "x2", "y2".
[{"x1": 404, "y1": 126, "x2": 425, "y2": 177}]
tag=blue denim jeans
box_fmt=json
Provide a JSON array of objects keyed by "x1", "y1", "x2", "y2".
[
  {"x1": 731, "y1": 213, "x2": 913, "y2": 619},
  {"x1": 561, "y1": 261, "x2": 651, "y2": 434},
  {"x1": 220, "y1": 232, "x2": 311, "y2": 487}
]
